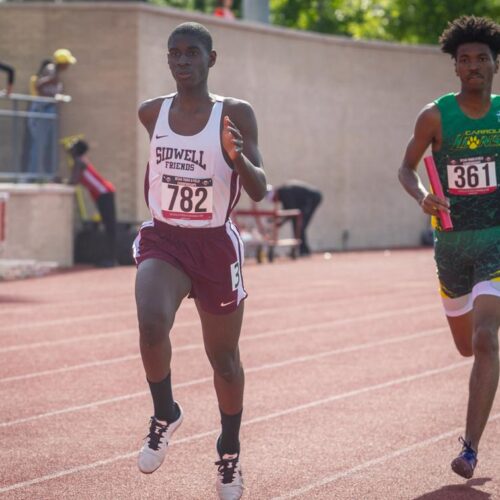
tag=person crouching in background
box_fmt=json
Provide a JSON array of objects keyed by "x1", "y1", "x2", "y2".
[{"x1": 68, "y1": 139, "x2": 117, "y2": 267}]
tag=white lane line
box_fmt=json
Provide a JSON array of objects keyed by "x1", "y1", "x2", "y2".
[
  {"x1": 0, "y1": 303, "x2": 439, "y2": 354},
  {"x1": 0, "y1": 294, "x2": 135, "y2": 315},
  {"x1": 0, "y1": 278, "x2": 343, "y2": 316},
  {"x1": 0, "y1": 329, "x2": 138, "y2": 354},
  {"x1": 272, "y1": 413, "x2": 500, "y2": 499},
  {"x1": 0, "y1": 375, "x2": 211, "y2": 429},
  {"x1": 0, "y1": 359, "x2": 472, "y2": 494},
  {"x1": 0, "y1": 341, "x2": 207, "y2": 382},
  {"x1": 0, "y1": 273, "x2": 410, "y2": 315},
  {"x1": 0, "y1": 326, "x2": 450, "y2": 427},
  {"x1": 245, "y1": 304, "x2": 439, "y2": 343},
  {"x1": 0, "y1": 310, "x2": 136, "y2": 332},
  {"x1": 0, "y1": 354, "x2": 140, "y2": 383},
  {"x1": 0, "y1": 297, "x2": 315, "y2": 339},
  {"x1": 0, "y1": 285, "x2": 432, "y2": 334},
  {"x1": 0, "y1": 304, "x2": 441, "y2": 377}
]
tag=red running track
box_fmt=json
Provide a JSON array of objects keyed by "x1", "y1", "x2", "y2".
[{"x1": 0, "y1": 249, "x2": 499, "y2": 499}]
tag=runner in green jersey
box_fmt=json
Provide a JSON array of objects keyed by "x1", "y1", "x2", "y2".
[{"x1": 398, "y1": 16, "x2": 500, "y2": 480}]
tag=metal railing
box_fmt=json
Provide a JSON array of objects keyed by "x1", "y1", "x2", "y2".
[{"x1": 0, "y1": 92, "x2": 70, "y2": 182}]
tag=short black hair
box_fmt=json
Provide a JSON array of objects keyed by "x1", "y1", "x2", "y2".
[
  {"x1": 69, "y1": 139, "x2": 89, "y2": 157},
  {"x1": 168, "y1": 22, "x2": 213, "y2": 53},
  {"x1": 439, "y1": 16, "x2": 500, "y2": 59}
]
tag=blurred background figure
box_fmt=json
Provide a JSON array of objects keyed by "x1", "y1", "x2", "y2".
[
  {"x1": 213, "y1": 0, "x2": 235, "y2": 20},
  {"x1": 0, "y1": 61, "x2": 15, "y2": 96},
  {"x1": 68, "y1": 139, "x2": 117, "y2": 268},
  {"x1": 26, "y1": 48, "x2": 76, "y2": 178},
  {"x1": 268, "y1": 180, "x2": 322, "y2": 256}
]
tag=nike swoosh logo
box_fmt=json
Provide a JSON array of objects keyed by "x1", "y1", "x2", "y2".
[
  {"x1": 156, "y1": 134, "x2": 168, "y2": 139},
  {"x1": 220, "y1": 300, "x2": 236, "y2": 307}
]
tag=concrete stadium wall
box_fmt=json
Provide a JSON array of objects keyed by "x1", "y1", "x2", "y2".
[
  {"x1": 1, "y1": 2, "x2": 499, "y2": 254},
  {"x1": 0, "y1": 184, "x2": 74, "y2": 266}
]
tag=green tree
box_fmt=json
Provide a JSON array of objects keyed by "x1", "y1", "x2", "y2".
[
  {"x1": 388, "y1": 0, "x2": 500, "y2": 44},
  {"x1": 270, "y1": 0, "x2": 500, "y2": 45},
  {"x1": 270, "y1": 0, "x2": 351, "y2": 35}
]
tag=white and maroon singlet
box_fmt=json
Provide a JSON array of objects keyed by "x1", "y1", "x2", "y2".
[{"x1": 145, "y1": 94, "x2": 241, "y2": 228}]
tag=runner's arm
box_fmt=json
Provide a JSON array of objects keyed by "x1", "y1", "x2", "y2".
[
  {"x1": 398, "y1": 104, "x2": 449, "y2": 215},
  {"x1": 138, "y1": 98, "x2": 163, "y2": 139},
  {"x1": 224, "y1": 99, "x2": 267, "y2": 202}
]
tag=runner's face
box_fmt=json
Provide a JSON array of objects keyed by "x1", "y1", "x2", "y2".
[
  {"x1": 455, "y1": 42, "x2": 499, "y2": 90},
  {"x1": 167, "y1": 34, "x2": 215, "y2": 88}
]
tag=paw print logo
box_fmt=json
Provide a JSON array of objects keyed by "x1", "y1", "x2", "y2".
[{"x1": 466, "y1": 136, "x2": 481, "y2": 150}]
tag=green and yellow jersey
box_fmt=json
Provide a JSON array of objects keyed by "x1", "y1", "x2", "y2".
[{"x1": 433, "y1": 93, "x2": 500, "y2": 231}]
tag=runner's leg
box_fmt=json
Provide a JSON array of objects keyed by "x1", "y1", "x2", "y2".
[
  {"x1": 136, "y1": 258, "x2": 191, "y2": 474},
  {"x1": 197, "y1": 301, "x2": 244, "y2": 452},
  {"x1": 447, "y1": 313, "x2": 473, "y2": 357},
  {"x1": 464, "y1": 295, "x2": 500, "y2": 451},
  {"x1": 136, "y1": 258, "x2": 191, "y2": 409}
]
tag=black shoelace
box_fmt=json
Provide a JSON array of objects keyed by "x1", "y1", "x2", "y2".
[
  {"x1": 146, "y1": 418, "x2": 168, "y2": 451},
  {"x1": 458, "y1": 436, "x2": 476, "y2": 460},
  {"x1": 215, "y1": 456, "x2": 238, "y2": 484}
]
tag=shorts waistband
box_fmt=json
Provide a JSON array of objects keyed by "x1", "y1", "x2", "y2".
[{"x1": 152, "y1": 218, "x2": 228, "y2": 238}]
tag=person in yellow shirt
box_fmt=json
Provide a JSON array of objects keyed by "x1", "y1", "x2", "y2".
[{"x1": 26, "y1": 49, "x2": 76, "y2": 178}]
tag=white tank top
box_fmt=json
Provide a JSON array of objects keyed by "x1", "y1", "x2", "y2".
[{"x1": 146, "y1": 94, "x2": 241, "y2": 228}]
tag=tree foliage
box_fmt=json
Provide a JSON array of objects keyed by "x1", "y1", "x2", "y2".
[
  {"x1": 270, "y1": 0, "x2": 500, "y2": 44},
  {"x1": 145, "y1": 0, "x2": 499, "y2": 45}
]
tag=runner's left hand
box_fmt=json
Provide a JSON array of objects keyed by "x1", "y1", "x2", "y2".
[
  {"x1": 420, "y1": 193, "x2": 450, "y2": 216},
  {"x1": 222, "y1": 116, "x2": 243, "y2": 161}
]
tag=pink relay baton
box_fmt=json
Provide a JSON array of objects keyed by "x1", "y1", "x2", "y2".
[{"x1": 423, "y1": 156, "x2": 453, "y2": 231}]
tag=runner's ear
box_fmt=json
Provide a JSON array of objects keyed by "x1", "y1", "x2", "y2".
[{"x1": 208, "y1": 50, "x2": 217, "y2": 68}]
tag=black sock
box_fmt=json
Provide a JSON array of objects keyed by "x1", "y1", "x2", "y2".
[
  {"x1": 218, "y1": 408, "x2": 243, "y2": 456},
  {"x1": 147, "y1": 373, "x2": 178, "y2": 422}
]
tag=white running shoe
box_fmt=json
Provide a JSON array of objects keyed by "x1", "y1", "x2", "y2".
[
  {"x1": 137, "y1": 402, "x2": 183, "y2": 474},
  {"x1": 215, "y1": 451, "x2": 244, "y2": 500}
]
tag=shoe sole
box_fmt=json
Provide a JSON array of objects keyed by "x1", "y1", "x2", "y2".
[{"x1": 451, "y1": 457, "x2": 475, "y2": 479}]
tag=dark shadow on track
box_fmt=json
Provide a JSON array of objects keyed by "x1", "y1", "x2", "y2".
[
  {"x1": 0, "y1": 295, "x2": 40, "y2": 304},
  {"x1": 413, "y1": 478, "x2": 493, "y2": 499}
]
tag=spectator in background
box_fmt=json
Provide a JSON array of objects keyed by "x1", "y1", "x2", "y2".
[
  {"x1": 268, "y1": 180, "x2": 322, "y2": 256},
  {"x1": 29, "y1": 58, "x2": 52, "y2": 96},
  {"x1": 26, "y1": 48, "x2": 76, "y2": 178},
  {"x1": 0, "y1": 62, "x2": 15, "y2": 96},
  {"x1": 68, "y1": 139, "x2": 117, "y2": 268},
  {"x1": 213, "y1": 0, "x2": 235, "y2": 20}
]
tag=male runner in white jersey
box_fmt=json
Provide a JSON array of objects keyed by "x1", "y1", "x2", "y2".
[{"x1": 133, "y1": 22, "x2": 267, "y2": 499}]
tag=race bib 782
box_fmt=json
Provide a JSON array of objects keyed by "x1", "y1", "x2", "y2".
[{"x1": 161, "y1": 175, "x2": 213, "y2": 220}]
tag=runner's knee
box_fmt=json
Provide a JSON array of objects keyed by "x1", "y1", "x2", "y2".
[
  {"x1": 455, "y1": 342, "x2": 473, "y2": 358},
  {"x1": 138, "y1": 310, "x2": 174, "y2": 346},
  {"x1": 455, "y1": 340, "x2": 474, "y2": 358},
  {"x1": 472, "y1": 325, "x2": 499, "y2": 357},
  {"x1": 211, "y1": 352, "x2": 242, "y2": 383}
]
